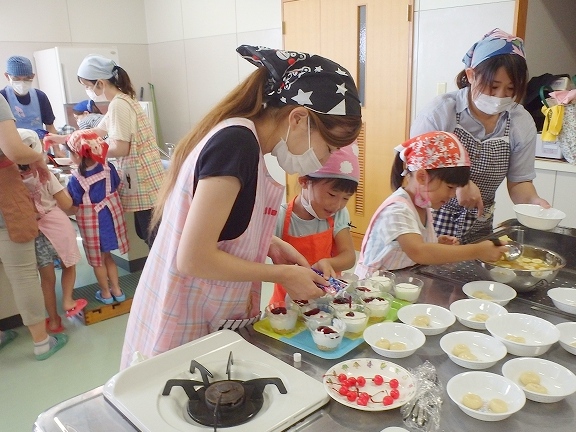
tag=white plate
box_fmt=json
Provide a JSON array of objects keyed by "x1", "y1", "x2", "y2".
[
  {"x1": 323, "y1": 358, "x2": 416, "y2": 411},
  {"x1": 54, "y1": 157, "x2": 73, "y2": 165}
]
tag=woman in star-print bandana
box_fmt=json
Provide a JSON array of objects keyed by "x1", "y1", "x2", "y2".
[
  {"x1": 120, "y1": 45, "x2": 362, "y2": 367},
  {"x1": 411, "y1": 28, "x2": 550, "y2": 244}
]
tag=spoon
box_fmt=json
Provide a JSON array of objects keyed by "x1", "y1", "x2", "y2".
[{"x1": 490, "y1": 238, "x2": 522, "y2": 261}]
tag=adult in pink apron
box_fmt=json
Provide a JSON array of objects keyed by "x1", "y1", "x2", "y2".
[{"x1": 120, "y1": 45, "x2": 362, "y2": 368}]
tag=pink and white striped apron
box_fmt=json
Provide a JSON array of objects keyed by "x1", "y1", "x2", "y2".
[
  {"x1": 120, "y1": 118, "x2": 284, "y2": 369},
  {"x1": 355, "y1": 194, "x2": 436, "y2": 279}
]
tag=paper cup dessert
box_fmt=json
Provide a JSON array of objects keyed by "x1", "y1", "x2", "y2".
[
  {"x1": 302, "y1": 303, "x2": 335, "y2": 328},
  {"x1": 308, "y1": 318, "x2": 346, "y2": 351},
  {"x1": 335, "y1": 304, "x2": 370, "y2": 338},
  {"x1": 265, "y1": 301, "x2": 299, "y2": 334},
  {"x1": 361, "y1": 292, "x2": 393, "y2": 323}
]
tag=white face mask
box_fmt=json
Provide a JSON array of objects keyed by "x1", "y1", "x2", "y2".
[
  {"x1": 10, "y1": 79, "x2": 32, "y2": 95},
  {"x1": 301, "y1": 183, "x2": 323, "y2": 220},
  {"x1": 272, "y1": 116, "x2": 322, "y2": 175},
  {"x1": 85, "y1": 82, "x2": 108, "y2": 102},
  {"x1": 474, "y1": 94, "x2": 514, "y2": 115}
]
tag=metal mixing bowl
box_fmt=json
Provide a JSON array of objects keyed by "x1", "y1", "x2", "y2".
[{"x1": 475, "y1": 244, "x2": 566, "y2": 292}]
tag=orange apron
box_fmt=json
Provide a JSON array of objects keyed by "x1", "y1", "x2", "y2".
[
  {"x1": 0, "y1": 157, "x2": 38, "y2": 243},
  {"x1": 269, "y1": 197, "x2": 334, "y2": 304}
]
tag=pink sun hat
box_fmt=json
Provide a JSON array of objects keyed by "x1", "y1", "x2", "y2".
[{"x1": 309, "y1": 141, "x2": 360, "y2": 183}]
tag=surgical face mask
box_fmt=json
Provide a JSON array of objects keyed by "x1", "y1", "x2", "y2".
[
  {"x1": 10, "y1": 79, "x2": 32, "y2": 95},
  {"x1": 301, "y1": 183, "x2": 323, "y2": 220},
  {"x1": 414, "y1": 173, "x2": 431, "y2": 209},
  {"x1": 85, "y1": 82, "x2": 108, "y2": 102},
  {"x1": 271, "y1": 116, "x2": 322, "y2": 175},
  {"x1": 473, "y1": 94, "x2": 514, "y2": 115}
]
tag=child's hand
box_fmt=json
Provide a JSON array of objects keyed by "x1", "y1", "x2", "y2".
[
  {"x1": 42, "y1": 133, "x2": 67, "y2": 151},
  {"x1": 477, "y1": 240, "x2": 508, "y2": 262},
  {"x1": 312, "y1": 259, "x2": 336, "y2": 279},
  {"x1": 438, "y1": 235, "x2": 460, "y2": 245}
]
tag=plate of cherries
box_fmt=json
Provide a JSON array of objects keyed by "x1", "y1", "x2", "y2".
[{"x1": 323, "y1": 358, "x2": 417, "y2": 411}]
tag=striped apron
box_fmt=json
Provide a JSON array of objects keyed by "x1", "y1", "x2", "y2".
[{"x1": 120, "y1": 118, "x2": 284, "y2": 369}]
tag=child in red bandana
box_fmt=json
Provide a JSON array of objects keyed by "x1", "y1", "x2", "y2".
[
  {"x1": 355, "y1": 131, "x2": 507, "y2": 278},
  {"x1": 66, "y1": 130, "x2": 129, "y2": 304}
]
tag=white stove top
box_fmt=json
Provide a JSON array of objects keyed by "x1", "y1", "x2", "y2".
[{"x1": 103, "y1": 330, "x2": 329, "y2": 431}]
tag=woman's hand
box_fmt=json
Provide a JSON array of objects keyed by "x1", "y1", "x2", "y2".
[
  {"x1": 42, "y1": 133, "x2": 68, "y2": 151},
  {"x1": 530, "y1": 196, "x2": 551, "y2": 209},
  {"x1": 438, "y1": 235, "x2": 459, "y2": 245},
  {"x1": 312, "y1": 258, "x2": 336, "y2": 279},
  {"x1": 29, "y1": 158, "x2": 50, "y2": 184},
  {"x1": 277, "y1": 265, "x2": 326, "y2": 301},
  {"x1": 456, "y1": 180, "x2": 484, "y2": 216},
  {"x1": 268, "y1": 236, "x2": 309, "y2": 267}
]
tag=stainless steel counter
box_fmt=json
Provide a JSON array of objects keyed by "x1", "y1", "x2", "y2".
[{"x1": 35, "y1": 224, "x2": 576, "y2": 432}]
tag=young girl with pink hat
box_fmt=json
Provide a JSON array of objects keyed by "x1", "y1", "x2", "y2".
[{"x1": 269, "y1": 142, "x2": 360, "y2": 304}]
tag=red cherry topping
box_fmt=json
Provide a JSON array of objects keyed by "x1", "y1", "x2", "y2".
[
  {"x1": 333, "y1": 298, "x2": 349, "y2": 304},
  {"x1": 389, "y1": 378, "x2": 399, "y2": 389},
  {"x1": 356, "y1": 287, "x2": 370, "y2": 292},
  {"x1": 345, "y1": 311, "x2": 355, "y2": 317},
  {"x1": 293, "y1": 300, "x2": 309, "y2": 306},
  {"x1": 390, "y1": 389, "x2": 400, "y2": 399},
  {"x1": 356, "y1": 376, "x2": 366, "y2": 387},
  {"x1": 383, "y1": 395, "x2": 394, "y2": 406},
  {"x1": 303, "y1": 308, "x2": 321, "y2": 316},
  {"x1": 373, "y1": 375, "x2": 384, "y2": 385},
  {"x1": 338, "y1": 373, "x2": 348, "y2": 383},
  {"x1": 317, "y1": 326, "x2": 337, "y2": 334},
  {"x1": 346, "y1": 391, "x2": 357, "y2": 402},
  {"x1": 346, "y1": 377, "x2": 357, "y2": 387},
  {"x1": 270, "y1": 307, "x2": 287, "y2": 314},
  {"x1": 339, "y1": 385, "x2": 349, "y2": 396}
]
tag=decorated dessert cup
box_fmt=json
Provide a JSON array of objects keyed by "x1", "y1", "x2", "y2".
[
  {"x1": 291, "y1": 299, "x2": 319, "y2": 321},
  {"x1": 308, "y1": 318, "x2": 346, "y2": 351},
  {"x1": 368, "y1": 270, "x2": 396, "y2": 293},
  {"x1": 302, "y1": 303, "x2": 335, "y2": 328},
  {"x1": 335, "y1": 303, "x2": 370, "y2": 338},
  {"x1": 393, "y1": 276, "x2": 424, "y2": 302},
  {"x1": 361, "y1": 292, "x2": 394, "y2": 323},
  {"x1": 265, "y1": 301, "x2": 299, "y2": 335},
  {"x1": 329, "y1": 291, "x2": 358, "y2": 313}
]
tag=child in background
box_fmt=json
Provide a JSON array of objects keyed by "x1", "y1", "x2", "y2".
[
  {"x1": 65, "y1": 130, "x2": 129, "y2": 304},
  {"x1": 72, "y1": 99, "x2": 104, "y2": 129},
  {"x1": 269, "y1": 143, "x2": 360, "y2": 304},
  {"x1": 17, "y1": 129, "x2": 85, "y2": 333},
  {"x1": 355, "y1": 131, "x2": 507, "y2": 279}
]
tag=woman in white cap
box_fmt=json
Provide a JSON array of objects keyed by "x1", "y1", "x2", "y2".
[
  {"x1": 411, "y1": 29, "x2": 549, "y2": 244},
  {"x1": 45, "y1": 55, "x2": 164, "y2": 247},
  {"x1": 120, "y1": 45, "x2": 362, "y2": 368}
]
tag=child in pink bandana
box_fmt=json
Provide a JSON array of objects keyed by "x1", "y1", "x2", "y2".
[
  {"x1": 355, "y1": 132, "x2": 507, "y2": 278},
  {"x1": 269, "y1": 143, "x2": 360, "y2": 304},
  {"x1": 66, "y1": 130, "x2": 129, "y2": 304}
]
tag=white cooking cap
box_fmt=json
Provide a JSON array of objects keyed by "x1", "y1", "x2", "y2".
[
  {"x1": 77, "y1": 54, "x2": 116, "y2": 80},
  {"x1": 17, "y1": 128, "x2": 42, "y2": 153}
]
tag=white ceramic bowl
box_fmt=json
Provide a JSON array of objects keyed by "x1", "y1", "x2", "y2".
[
  {"x1": 396, "y1": 303, "x2": 455, "y2": 335},
  {"x1": 513, "y1": 204, "x2": 566, "y2": 230},
  {"x1": 446, "y1": 371, "x2": 525, "y2": 421},
  {"x1": 393, "y1": 276, "x2": 424, "y2": 302},
  {"x1": 547, "y1": 287, "x2": 576, "y2": 315},
  {"x1": 363, "y1": 322, "x2": 425, "y2": 358},
  {"x1": 449, "y1": 299, "x2": 508, "y2": 330},
  {"x1": 462, "y1": 281, "x2": 516, "y2": 306},
  {"x1": 556, "y1": 322, "x2": 576, "y2": 355},
  {"x1": 502, "y1": 357, "x2": 576, "y2": 403},
  {"x1": 485, "y1": 313, "x2": 560, "y2": 356},
  {"x1": 440, "y1": 331, "x2": 507, "y2": 370}
]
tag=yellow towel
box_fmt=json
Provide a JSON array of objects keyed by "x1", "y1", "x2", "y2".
[{"x1": 541, "y1": 104, "x2": 564, "y2": 142}]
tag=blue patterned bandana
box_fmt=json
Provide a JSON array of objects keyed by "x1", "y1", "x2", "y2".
[
  {"x1": 463, "y1": 28, "x2": 525, "y2": 69},
  {"x1": 237, "y1": 45, "x2": 361, "y2": 116}
]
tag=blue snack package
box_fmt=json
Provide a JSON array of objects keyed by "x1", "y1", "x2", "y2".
[{"x1": 312, "y1": 268, "x2": 347, "y2": 295}]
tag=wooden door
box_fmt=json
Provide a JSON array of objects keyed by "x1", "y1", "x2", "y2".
[{"x1": 283, "y1": 0, "x2": 414, "y2": 249}]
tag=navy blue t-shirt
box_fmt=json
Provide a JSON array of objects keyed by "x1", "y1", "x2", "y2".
[
  {"x1": 0, "y1": 87, "x2": 56, "y2": 126},
  {"x1": 194, "y1": 125, "x2": 260, "y2": 241}
]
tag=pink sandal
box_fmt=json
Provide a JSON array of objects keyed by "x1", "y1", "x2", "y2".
[
  {"x1": 46, "y1": 316, "x2": 65, "y2": 333},
  {"x1": 65, "y1": 298, "x2": 88, "y2": 318}
]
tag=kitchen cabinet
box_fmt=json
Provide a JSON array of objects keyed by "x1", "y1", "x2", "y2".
[{"x1": 493, "y1": 159, "x2": 576, "y2": 228}]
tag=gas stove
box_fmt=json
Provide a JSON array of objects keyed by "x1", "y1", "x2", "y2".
[{"x1": 103, "y1": 330, "x2": 330, "y2": 431}]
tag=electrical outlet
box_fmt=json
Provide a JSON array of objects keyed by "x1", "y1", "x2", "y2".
[{"x1": 437, "y1": 82, "x2": 447, "y2": 95}]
